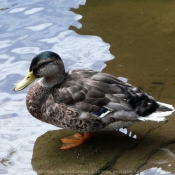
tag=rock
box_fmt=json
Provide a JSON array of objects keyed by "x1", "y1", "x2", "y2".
[
  {"x1": 111, "y1": 115, "x2": 175, "y2": 174},
  {"x1": 31, "y1": 116, "x2": 175, "y2": 175},
  {"x1": 31, "y1": 129, "x2": 139, "y2": 175}
]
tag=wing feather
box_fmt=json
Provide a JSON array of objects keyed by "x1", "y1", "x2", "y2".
[{"x1": 54, "y1": 69, "x2": 159, "y2": 116}]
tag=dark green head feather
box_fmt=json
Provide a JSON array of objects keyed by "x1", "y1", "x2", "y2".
[{"x1": 29, "y1": 51, "x2": 61, "y2": 72}]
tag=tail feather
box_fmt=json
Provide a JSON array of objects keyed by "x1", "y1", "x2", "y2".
[
  {"x1": 157, "y1": 102, "x2": 174, "y2": 112},
  {"x1": 138, "y1": 102, "x2": 174, "y2": 122}
]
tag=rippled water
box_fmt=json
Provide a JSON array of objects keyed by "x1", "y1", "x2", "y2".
[{"x1": 0, "y1": 0, "x2": 114, "y2": 174}]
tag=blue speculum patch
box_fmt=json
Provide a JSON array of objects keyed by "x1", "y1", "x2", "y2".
[{"x1": 92, "y1": 107, "x2": 108, "y2": 116}]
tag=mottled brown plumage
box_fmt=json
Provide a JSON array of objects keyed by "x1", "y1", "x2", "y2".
[
  {"x1": 14, "y1": 51, "x2": 174, "y2": 149},
  {"x1": 13, "y1": 51, "x2": 173, "y2": 134}
]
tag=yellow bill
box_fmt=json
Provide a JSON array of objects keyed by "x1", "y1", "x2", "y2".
[{"x1": 14, "y1": 71, "x2": 36, "y2": 92}]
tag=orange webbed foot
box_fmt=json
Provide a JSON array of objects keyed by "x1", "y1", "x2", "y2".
[{"x1": 60, "y1": 132, "x2": 90, "y2": 149}]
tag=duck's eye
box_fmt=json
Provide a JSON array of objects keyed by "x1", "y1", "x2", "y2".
[
  {"x1": 39, "y1": 62, "x2": 48, "y2": 67},
  {"x1": 37, "y1": 60, "x2": 53, "y2": 70}
]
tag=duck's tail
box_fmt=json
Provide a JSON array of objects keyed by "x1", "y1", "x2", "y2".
[
  {"x1": 138, "y1": 102, "x2": 174, "y2": 122},
  {"x1": 156, "y1": 102, "x2": 174, "y2": 112}
]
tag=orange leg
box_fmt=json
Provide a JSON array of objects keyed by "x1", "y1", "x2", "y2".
[{"x1": 60, "y1": 132, "x2": 90, "y2": 149}]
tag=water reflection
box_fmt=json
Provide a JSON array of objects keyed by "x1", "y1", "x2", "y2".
[
  {"x1": 139, "y1": 167, "x2": 175, "y2": 175},
  {"x1": 0, "y1": 0, "x2": 114, "y2": 174}
]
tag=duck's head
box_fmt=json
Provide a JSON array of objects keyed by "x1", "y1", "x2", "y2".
[{"x1": 14, "y1": 51, "x2": 65, "y2": 92}]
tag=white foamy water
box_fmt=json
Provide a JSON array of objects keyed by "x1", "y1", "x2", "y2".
[
  {"x1": 137, "y1": 167, "x2": 175, "y2": 175},
  {"x1": 0, "y1": 0, "x2": 114, "y2": 174}
]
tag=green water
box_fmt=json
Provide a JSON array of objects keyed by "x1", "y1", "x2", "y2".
[
  {"x1": 70, "y1": 0, "x2": 175, "y2": 173},
  {"x1": 70, "y1": 0, "x2": 175, "y2": 103}
]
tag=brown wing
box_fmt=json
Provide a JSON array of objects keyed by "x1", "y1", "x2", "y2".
[
  {"x1": 52, "y1": 69, "x2": 159, "y2": 116},
  {"x1": 53, "y1": 70, "x2": 127, "y2": 112}
]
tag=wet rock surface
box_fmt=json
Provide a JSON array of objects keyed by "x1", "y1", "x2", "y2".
[
  {"x1": 112, "y1": 116, "x2": 175, "y2": 174},
  {"x1": 32, "y1": 116, "x2": 175, "y2": 175},
  {"x1": 32, "y1": 129, "x2": 139, "y2": 175}
]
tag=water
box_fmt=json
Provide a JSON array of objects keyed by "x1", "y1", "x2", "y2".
[{"x1": 0, "y1": 0, "x2": 113, "y2": 174}]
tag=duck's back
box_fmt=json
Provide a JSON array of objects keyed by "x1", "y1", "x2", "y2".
[{"x1": 53, "y1": 69, "x2": 171, "y2": 117}]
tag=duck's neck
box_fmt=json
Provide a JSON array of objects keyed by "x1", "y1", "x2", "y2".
[
  {"x1": 26, "y1": 71, "x2": 67, "y2": 122},
  {"x1": 38, "y1": 69, "x2": 66, "y2": 88}
]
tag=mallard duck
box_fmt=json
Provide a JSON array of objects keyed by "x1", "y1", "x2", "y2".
[{"x1": 14, "y1": 51, "x2": 174, "y2": 149}]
